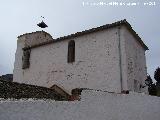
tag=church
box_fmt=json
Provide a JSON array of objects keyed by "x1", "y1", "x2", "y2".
[{"x1": 13, "y1": 19, "x2": 148, "y2": 94}]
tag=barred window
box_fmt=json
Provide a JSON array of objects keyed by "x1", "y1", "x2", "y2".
[
  {"x1": 22, "y1": 49, "x2": 31, "y2": 69},
  {"x1": 68, "y1": 40, "x2": 75, "y2": 63}
]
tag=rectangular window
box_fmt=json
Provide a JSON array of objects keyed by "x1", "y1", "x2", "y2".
[
  {"x1": 22, "y1": 49, "x2": 31, "y2": 69},
  {"x1": 68, "y1": 40, "x2": 75, "y2": 63}
]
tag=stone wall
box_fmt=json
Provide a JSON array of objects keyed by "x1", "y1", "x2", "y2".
[
  {"x1": 0, "y1": 80, "x2": 65, "y2": 100},
  {"x1": 0, "y1": 90, "x2": 159, "y2": 120},
  {"x1": 0, "y1": 74, "x2": 13, "y2": 82}
]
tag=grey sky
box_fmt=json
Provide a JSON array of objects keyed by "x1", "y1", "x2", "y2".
[{"x1": 0, "y1": 0, "x2": 160, "y2": 80}]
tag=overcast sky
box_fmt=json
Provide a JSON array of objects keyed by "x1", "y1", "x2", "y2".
[{"x1": 0, "y1": 0, "x2": 160, "y2": 80}]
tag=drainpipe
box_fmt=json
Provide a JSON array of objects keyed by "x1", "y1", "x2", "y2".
[{"x1": 117, "y1": 26, "x2": 123, "y2": 92}]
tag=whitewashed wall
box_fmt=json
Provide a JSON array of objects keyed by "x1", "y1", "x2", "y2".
[
  {"x1": 13, "y1": 26, "x2": 147, "y2": 94},
  {"x1": 0, "y1": 90, "x2": 159, "y2": 120},
  {"x1": 122, "y1": 26, "x2": 147, "y2": 92},
  {"x1": 14, "y1": 28, "x2": 122, "y2": 94},
  {"x1": 13, "y1": 31, "x2": 53, "y2": 85}
]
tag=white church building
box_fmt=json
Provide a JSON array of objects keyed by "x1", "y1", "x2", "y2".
[{"x1": 13, "y1": 19, "x2": 148, "y2": 94}]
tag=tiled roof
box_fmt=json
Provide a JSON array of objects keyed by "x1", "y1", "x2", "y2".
[{"x1": 22, "y1": 19, "x2": 148, "y2": 50}]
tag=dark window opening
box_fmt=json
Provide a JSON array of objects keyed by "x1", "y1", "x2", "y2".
[
  {"x1": 68, "y1": 40, "x2": 75, "y2": 63},
  {"x1": 22, "y1": 49, "x2": 31, "y2": 69}
]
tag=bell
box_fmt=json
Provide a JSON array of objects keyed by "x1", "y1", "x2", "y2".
[{"x1": 37, "y1": 21, "x2": 48, "y2": 28}]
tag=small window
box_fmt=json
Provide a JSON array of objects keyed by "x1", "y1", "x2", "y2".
[
  {"x1": 68, "y1": 40, "x2": 75, "y2": 63},
  {"x1": 22, "y1": 49, "x2": 31, "y2": 69}
]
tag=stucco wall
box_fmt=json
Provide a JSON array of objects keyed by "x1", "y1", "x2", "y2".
[
  {"x1": 14, "y1": 28, "x2": 122, "y2": 94},
  {"x1": 0, "y1": 90, "x2": 159, "y2": 120},
  {"x1": 13, "y1": 31, "x2": 53, "y2": 85},
  {"x1": 122, "y1": 26, "x2": 147, "y2": 92}
]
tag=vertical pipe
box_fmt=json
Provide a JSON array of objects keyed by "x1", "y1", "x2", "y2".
[{"x1": 117, "y1": 26, "x2": 123, "y2": 92}]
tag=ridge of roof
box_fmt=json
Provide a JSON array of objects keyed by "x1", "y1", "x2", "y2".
[{"x1": 22, "y1": 19, "x2": 148, "y2": 50}]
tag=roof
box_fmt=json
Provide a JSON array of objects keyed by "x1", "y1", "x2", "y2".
[
  {"x1": 18, "y1": 31, "x2": 53, "y2": 39},
  {"x1": 22, "y1": 19, "x2": 148, "y2": 50}
]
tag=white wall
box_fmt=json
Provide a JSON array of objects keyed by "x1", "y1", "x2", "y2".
[
  {"x1": 0, "y1": 90, "x2": 159, "y2": 120},
  {"x1": 13, "y1": 26, "x2": 147, "y2": 94},
  {"x1": 13, "y1": 31, "x2": 53, "y2": 84},
  {"x1": 122, "y1": 26, "x2": 147, "y2": 92},
  {"x1": 14, "y1": 28, "x2": 122, "y2": 94}
]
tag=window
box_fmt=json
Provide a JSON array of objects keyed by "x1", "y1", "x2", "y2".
[
  {"x1": 68, "y1": 40, "x2": 75, "y2": 63},
  {"x1": 22, "y1": 49, "x2": 31, "y2": 69}
]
